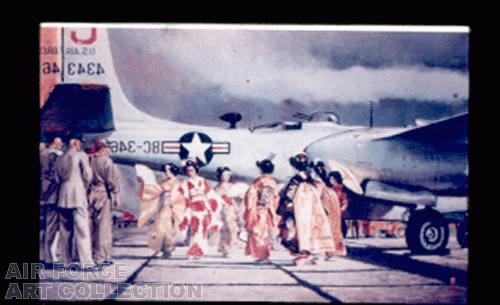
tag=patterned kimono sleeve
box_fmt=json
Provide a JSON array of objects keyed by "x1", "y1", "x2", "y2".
[
  {"x1": 243, "y1": 183, "x2": 258, "y2": 230},
  {"x1": 205, "y1": 179, "x2": 224, "y2": 233},
  {"x1": 171, "y1": 182, "x2": 188, "y2": 225},
  {"x1": 137, "y1": 181, "x2": 162, "y2": 228},
  {"x1": 178, "y1": 181, "x2": 191, "y2": 231}
]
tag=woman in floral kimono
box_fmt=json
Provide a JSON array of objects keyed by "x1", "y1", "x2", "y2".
[
  {"x1": 313, "y1": 164, "x2": 347, "y2": 260},
  {"x1": 277, "y1": 153, "x2": 336, "y2": 266},
  {"x1": 244, "y1": 159, "x2": 280, "y2": 262},
  {"x1": 214, "y1": 167, "x2": 247, "y2": 258},
  {"x1": 137, "y1": 163, "x2": 186, "y2": 258},
  {"x1": 329, "y1": 171, "x2": 350, "y2": 240},
  {"x1": 178, "y1": 160, "x2": 223, "y2": 259}
]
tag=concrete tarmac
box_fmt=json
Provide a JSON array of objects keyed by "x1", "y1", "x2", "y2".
[{"x1": 39, "y1": 225, "x2": 467, "y2": 302}]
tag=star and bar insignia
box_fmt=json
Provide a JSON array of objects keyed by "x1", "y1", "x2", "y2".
[{"x1": 163, "y1": 132, "x2": 230, "y2": 166}]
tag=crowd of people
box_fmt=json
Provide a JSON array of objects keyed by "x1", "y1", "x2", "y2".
[
  {"x1": 40, "y1": 134, "x2": 350, "y2": 269},
  {"x1": 136, "y1": 152, "x2": 350, "y2": 266},
  {"x1": 40, "y1": 134, "x2": 121, "y2": 271}
]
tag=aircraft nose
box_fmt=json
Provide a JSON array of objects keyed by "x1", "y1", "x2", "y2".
[
  {"x1": 304, "y1": 136, "x2": 329, "y2": 162},
  {"x1": 304, "y1": 135, "x2": 364, "y2": 195}
]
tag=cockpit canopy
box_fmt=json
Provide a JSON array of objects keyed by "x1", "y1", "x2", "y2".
[{"x1": 293, "y1": 111, "x2": 341, "y2": 124}]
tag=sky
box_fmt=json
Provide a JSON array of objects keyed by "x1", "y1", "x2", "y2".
[{"x1": 108, "y1": 27, "x2": 468, "y2": 127}]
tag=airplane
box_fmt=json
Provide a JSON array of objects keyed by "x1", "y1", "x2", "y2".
[
  {"x1": 305, "y1": 112, "x2": 468, "y2": 253},
  {"x1": 40, "y1": 25, "x2": 468, "y2": 255}
]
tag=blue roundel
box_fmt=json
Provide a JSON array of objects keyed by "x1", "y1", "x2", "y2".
[{"x1": 178, "y1": 132, "x2": 213, "y2": 166}]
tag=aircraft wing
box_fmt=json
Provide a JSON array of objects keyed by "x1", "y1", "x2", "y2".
[
  {"x1": 377, "y1": 112, "x2": 468, "y2": 145},
  {"x1": 110, "y1": 155, "x2": 175, "y2": 173},
  {"x1": 362, "y1": 180, "x2": 437, "y2": 207}
]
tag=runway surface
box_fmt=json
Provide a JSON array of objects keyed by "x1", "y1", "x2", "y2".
[{"x1": 39, "y1": 225, "x2": 467, "y2": 302}]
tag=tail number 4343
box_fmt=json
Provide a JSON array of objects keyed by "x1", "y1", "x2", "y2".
[{"x1": 41, "y1": 62, "x2": 105, "y2": 76}]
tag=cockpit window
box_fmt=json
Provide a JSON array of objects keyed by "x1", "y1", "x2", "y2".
[{"x1": 293, "y1": 111, "x2": 341, "y2": 124}]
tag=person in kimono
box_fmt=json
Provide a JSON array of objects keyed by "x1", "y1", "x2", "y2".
[
  {"x1": 137, "y1": 163, "x2": 186, "y2": 258},
  {"x1": 313, "y1": 164, "x2": 347, "y2": 260},
  {"x1": 214, "y1": 167, "x2": 243, "y2": 258},
  {"x1": 276, "y1": 152, "x2": 336, "y2": 266},
  {"x1": 178, "y1": 160, "x2": 223, "y2": 259},
  {"x1": 327, "y1": 171, "x2": 350, "y2": 237},
  {"x1": 244, "y1": 159, "x2": 280, "y2": 262}
]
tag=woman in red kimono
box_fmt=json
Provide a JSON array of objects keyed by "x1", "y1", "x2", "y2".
[
  {"x1": 178, "y1": 160, "x2": 223, "y2": 259},
  {"x1": 329, "y1": 171, "x2": 350, "y2": 240},
  {"x1": 277, "y1": 153, "x2": 336, "y2": 266},
  {"x1": 313, "y1": 164, "x2": 347, "y2": 260},
  {"x1": 244, "y1": 159, "x2": 280, "y2": 262}
]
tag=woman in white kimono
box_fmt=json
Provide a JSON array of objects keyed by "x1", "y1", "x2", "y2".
[
  {"x1": 178, "y1": 160, "x2": 223, "y2": 259},
  {"x1": 214, "y1": 167, "x2": 247, "y2": 258}
]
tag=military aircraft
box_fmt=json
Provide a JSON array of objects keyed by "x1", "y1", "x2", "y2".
[
  {"x1": 305, "y1": 112, "x2": 468, "y2": 253},
  {"x1": 40, "y1": 25, "x2": 468, "y2": 254}
]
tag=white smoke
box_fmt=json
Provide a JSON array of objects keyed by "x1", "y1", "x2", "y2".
[{"x1": 144, "y1": 29, "x2": 468, "y2": 103}]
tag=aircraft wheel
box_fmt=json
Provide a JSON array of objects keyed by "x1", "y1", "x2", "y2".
[
  {"x1": 457, "y1": 218, "x2": 468, "y2": 248},
  {"x1": 405, "y1": 209, "x2": 449, "y2": 254}
]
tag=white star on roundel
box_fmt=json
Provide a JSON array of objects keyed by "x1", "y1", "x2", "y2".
[{"x1": 181, "y1": 132, "x2": 212, "y2": 164}]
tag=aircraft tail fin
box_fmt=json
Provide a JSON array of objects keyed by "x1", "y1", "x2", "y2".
[{"x1": 40, "y1": 25, "x2": 160, "y2": 137}]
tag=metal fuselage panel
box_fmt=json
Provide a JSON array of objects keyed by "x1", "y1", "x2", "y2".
[
  {"x1": 306, "y1": 129, "x2": 468, "y2": 196},
  {"x1": 106, "y1": 122, "x2": 344, "y2": 184}
]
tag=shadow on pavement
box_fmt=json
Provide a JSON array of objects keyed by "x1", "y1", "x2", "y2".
[{"x1": 346, "y1": 245, "x2": 467, "y2": 287}]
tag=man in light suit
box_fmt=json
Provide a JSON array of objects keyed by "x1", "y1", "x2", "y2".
[
  {"x1": 88, "y1": 139, "x2": 121, "y2": 266},
  {"x1": 55, "y1": 134, "x2": 97, "y2": 270}
]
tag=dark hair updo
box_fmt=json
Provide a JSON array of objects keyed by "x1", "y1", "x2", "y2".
[{"x1": 256, "y1": 159, "x2": 274, "y2": 174}]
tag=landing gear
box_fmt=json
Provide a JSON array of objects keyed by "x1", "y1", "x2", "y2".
[
  {"x1": 456, "y1": 217, "x2": 468, "y2": 248},
  {"x1": 405, "y1": 208, "x2": 449, "y2": 254}
]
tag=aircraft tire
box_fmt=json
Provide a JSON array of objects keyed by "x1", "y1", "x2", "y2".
[
  {"x1": 405, "y1": 209, "x2": 449, "y2": 254},
  {"x1": 457, "y1": 218, "x2": 468, "y2": 248}
]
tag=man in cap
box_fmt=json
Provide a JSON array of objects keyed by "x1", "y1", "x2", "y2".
[
  {"x1": 88, "y1": 139, "x2": 121, "y2": 266},
  {"x1": 40, "y1": 136, "x2": 63, "y2": 266},
  {"x1": 55, "y1": 133, "x2": 97, "y2": 270}
]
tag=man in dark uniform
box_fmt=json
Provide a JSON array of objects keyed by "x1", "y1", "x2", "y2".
[{"x1": 40, "y1": 136, "x2": 63, "y2": 266}]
